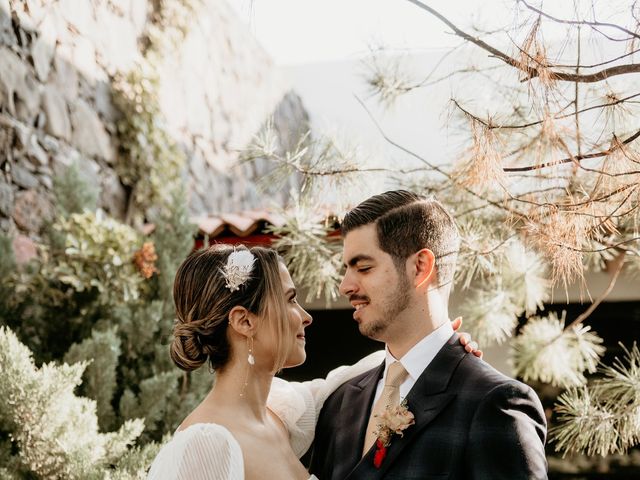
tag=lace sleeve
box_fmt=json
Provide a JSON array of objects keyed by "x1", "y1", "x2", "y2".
[
  {"x1": 267, "y1": 350, "x2": 384, "y2": 458},
  {"x1": 147, "y1": 424, "x2": 244, "y2": 480}
]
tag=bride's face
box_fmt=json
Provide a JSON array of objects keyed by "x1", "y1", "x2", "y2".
[{"x1": 278, "y1": 262, "x2": 312, "y2": 368}]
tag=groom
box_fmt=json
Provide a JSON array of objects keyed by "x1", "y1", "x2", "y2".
[{"x1": 308, "y1": 190, "x2": 547, "y2": 479}]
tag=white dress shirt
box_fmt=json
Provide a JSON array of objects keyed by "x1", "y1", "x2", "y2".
[{"x1": 372, "y1": 321, "x2": 454, "y2": 405}]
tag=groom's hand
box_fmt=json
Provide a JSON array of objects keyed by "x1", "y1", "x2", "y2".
[{"x1": 451, "y1": 317, "x2": 483, "y2": 359}]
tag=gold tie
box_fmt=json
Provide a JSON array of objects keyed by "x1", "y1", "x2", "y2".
[{"x1": 362, "y1": 361, "x2": 409, "y2": 455}]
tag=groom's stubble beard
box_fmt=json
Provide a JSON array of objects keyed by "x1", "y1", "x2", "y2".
[{"x1": 359, "y1": 270, "x2": 412, "y2": 340}]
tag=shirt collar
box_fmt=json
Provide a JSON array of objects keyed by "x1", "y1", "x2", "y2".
[{"x1": 384, "y1": 321, "x2": 454, "y2": 382}]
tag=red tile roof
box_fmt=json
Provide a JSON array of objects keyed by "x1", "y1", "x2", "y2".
[{"x1": 193, "y1": 210, "x2": 287, "y2": 237}]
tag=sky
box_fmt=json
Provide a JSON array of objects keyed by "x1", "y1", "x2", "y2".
[
  {"x1": 230, "y1": 0, "x2": 632, "y2": 65},
  {"x1": 230, "y1": 0, "x2": 506, "y2": 65}
]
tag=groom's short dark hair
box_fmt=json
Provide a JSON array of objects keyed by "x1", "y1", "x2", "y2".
[{"x1": 341, "y1": 190, "x2": 460, "y2": 288}]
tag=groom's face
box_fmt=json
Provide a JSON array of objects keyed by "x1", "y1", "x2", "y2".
[{"x1": 340, "y1": 224, "x2": 412, "y2": 341}]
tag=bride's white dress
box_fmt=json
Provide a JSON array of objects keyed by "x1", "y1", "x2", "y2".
[{"x1": 147, "y1": 350, "x2": 384, "y2": 480}]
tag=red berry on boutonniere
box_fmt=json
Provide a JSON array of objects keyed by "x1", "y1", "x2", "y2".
[{"x1": 373, "y1": 439, "x2": 387, "y2": 468}]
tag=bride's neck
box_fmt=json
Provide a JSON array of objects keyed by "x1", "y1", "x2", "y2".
[{"x1": 207, "y1": 360, "x2": 274, "y2": 422}]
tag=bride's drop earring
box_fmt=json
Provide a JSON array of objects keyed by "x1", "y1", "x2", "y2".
[
  {"x1": 240, "y1": 336, "x2": 254, "y2": 397},
  {"x1": 247, "y1": 336, "x2": 255, "y2": 365}
]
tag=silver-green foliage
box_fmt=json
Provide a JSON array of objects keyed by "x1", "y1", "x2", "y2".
[
  {"x1": 0, "y1": 327, "x2": 148, "y2": 479},
  {"x1": 512, "y1": 312, "x2": 605, "y2": 388},
  {"x1": 551, "y1": 343, "x2": 640, "y2": 456},
  {"x1": 44, "y1": 211, "x2": 147, "y2": 304},
  {"x1": 64, "y1": 327, "x2": 122, "y2": 430}
]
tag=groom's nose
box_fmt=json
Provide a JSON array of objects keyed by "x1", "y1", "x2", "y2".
[{"x1": 339, "y1": 270, "x2": 357, "y2": 297}]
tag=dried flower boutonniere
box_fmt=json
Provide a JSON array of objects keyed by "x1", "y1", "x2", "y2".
[{"x1": 372, "y1": 400, "x2": 415, "y2": 468}]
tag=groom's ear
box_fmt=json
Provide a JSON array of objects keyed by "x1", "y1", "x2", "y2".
[
  {"x1": 413, "y1": 248, "x2": 436, "y2": 288},
  {"x1": 228, "y1": 306, "x2": 257, "y2": 337}
]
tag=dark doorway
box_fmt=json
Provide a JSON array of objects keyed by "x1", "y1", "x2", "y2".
[{"x1": 280, "y1": 309, "x2": 382, "y2": 382}]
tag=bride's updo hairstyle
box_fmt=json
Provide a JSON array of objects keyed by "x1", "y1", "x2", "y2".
[{"x1": 170, "y1": 244, "x2": 293, "y2": 372}]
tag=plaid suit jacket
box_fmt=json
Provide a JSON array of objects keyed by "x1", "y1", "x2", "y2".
[{"x1": 308, "y1": 333, "x2": 548, "y2": 480}]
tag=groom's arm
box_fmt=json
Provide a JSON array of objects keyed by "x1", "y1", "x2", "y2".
[{"x1": 467, "y1": 381, "x2": 548, "y2": 480}]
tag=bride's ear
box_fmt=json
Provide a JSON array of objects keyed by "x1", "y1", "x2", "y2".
[{"x1": 228, "y1": 306, "x2": 256, "y2": 337}]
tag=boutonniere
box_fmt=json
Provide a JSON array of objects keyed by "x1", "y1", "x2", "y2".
[{"x1": 372, "y1": 400, "x2": 415, "y2": 468}]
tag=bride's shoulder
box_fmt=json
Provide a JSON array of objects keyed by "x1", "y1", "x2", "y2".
[
  {"x1": 148, "y1": 423, "x2": 244, "y2": 479},
  {"x1": 173, "y1": 422, "x2": 238, "y2": 446},
  {"x1": 159, "y1": 422, "x2": 243, "y2": 459}
]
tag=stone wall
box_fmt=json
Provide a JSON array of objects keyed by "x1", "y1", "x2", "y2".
[{"x1": 0, "y1": 0, "x2": 307, "y2": 237}]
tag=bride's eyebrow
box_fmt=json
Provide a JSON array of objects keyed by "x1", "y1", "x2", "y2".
[{"x1": 285, "y1": 288, "x2": 296, "y2": 297}]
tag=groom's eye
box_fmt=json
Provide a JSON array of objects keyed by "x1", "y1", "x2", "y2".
[{"x1": 357, "y1": 266, "x2": 372, "y2": 273}]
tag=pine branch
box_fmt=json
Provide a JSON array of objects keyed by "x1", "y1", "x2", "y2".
[
  {"x1": 452, "y1": 90, "x2": 640, "y2": 131},
  {"x1": 566, "y1": 252, "x2": 626, "y2": 329},
  {"x1": 519, "y1": 0, "x2": 640, "y2": 41},
  {"x1": 406, "y1": 0, "x2": 640, "y2": 83},
  {"x1": 512, "y1": 312, "x2": 605, "y2": 388},
  {"x1": 551, "y1": 343, "x2": 640, "y2": 456},
  {"x1": 502, "y1": 129, "x2": 640, "y2": 172}
]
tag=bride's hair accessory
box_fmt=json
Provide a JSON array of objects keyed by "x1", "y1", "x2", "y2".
[{"x1": 221, "y1": 249, "x2": 256, "y2": 291}]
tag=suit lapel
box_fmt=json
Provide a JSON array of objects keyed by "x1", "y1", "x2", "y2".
[
  {"x1": 333, "y1": 361, "x2": 385, "y2": 480},
  {"x1": 346, "y1": 333, "x2": 465, "y2": 480}
]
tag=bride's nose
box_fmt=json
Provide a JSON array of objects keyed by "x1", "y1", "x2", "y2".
[{"x1": 302, "y1": 308, "x2": 312, "y2": 327}]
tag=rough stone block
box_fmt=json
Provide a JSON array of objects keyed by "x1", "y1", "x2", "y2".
[
  {"x1": 12, "y1": 163, "x2": 39, "y2": 189},
  {"x1": 0, "y1": 0, "x2": 15, "y2": 46},
  {"x1": 12, "y1": 234, "x2": 37, "y2": 264},
  {"x1": 0, "y1": 180, "x2": 14, "y2": 216},
  {"x1": 0, "y1": 49, "x2": 28, "y2": 115},
  {"x1": 32, "y1": 13, "x2": 57, "y2": 81},
  {"x1": 70, "y1": 99, "x2": 115, "y2": 161},
  {"x1": 42, "y1": 85, "x2": 71, "y2": 140},
  {"x1": 39, "y1": 174, "x2": 53, "y2": 190},
  {"x1": 94, "y1": 79, "x2": 118, "y2": 124},
  {"x1": 15, "y1": 73, "x2": 42, "y2": 124},
  {"x1": 51, "y1": 44, "x2": 79, "y2": 101},
  {"x1": 100, "y1": 169, "x2": 127, "y2": 220},
  {"x1": 26, "y1": 133, "x2": 50, "y2": 166},
  {"x1": 12, "y1": 189, "x2": 52, "y2": 232}
]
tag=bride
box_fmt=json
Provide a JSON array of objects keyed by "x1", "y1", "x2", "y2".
[{"x1": 147, "y1": 244, "x2": 479, "y2": 479}]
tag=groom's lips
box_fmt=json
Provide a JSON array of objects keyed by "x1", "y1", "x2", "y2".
[{"x1": 350, "y1": 297, "x2": 370, "y2": 320}]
